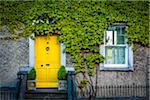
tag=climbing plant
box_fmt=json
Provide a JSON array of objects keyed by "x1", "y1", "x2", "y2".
[{"x1": 0, "y1": 0, "x2": 149, "y2": 98}]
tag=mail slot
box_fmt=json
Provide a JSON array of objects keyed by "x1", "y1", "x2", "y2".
[{"x1": 46, "y1": 64, "x2": 50, "y2": 67}]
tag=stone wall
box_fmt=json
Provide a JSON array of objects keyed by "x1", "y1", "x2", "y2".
[
  {"x1": 66, "y1": 44, "x2": 149, "y2": 98},
  {"x1": 73, "y1": 44, "x2": 149, "y2": 97},
  {"x1": 0, "y1": 27, "x2": 148, "y2": 90},
  {"x1": 0, "y1": 28, "x2": 29, "y2": 87},
  {"x1": 66, "y1": 44, "x2": 149, "y2": 87},
  {"x1": 98, "y1": 44, "x2": 148, "y2": 86},
  {"x1": 148, "y1": 48, "x2": 150, "y2": 99}
]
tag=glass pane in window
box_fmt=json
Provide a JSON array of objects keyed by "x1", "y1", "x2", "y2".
[
  {"x1": 116, "y1": 27, "x2": 125, "y2": 44},
  {"x1": 115, "y1": 47, "x2": 126, "y2": 64},
  {"x1": 105, "y1": 47, "x2": 126, "y2": 64},
  {"x1": 105, "y1": 47, "x2": 113, "y2": 64},
  {"x1": 105, "y1": 31, "x2": 113, "y2": 45},
  {"x1": 117, "y1": 35, "x2": 125, "y2": 44}
]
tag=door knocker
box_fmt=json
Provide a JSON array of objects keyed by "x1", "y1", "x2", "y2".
[{"x1": 46, "y1": 47, "x2": 49, "y2": 51}]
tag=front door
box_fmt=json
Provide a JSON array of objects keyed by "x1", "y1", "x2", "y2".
[{"x1": 35, "y1": 35, "x2": 60, "y2": 88}]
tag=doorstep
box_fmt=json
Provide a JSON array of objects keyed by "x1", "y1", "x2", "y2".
[{"x1": 26, "y1": 88, "x2": 67, "y2": 94}]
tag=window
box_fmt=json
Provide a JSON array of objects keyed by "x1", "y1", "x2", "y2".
[{"x1": 100, "y1": 24, "x2": 133, "y2": 70}]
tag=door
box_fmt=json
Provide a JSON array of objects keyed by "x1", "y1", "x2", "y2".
[{"x1": 35, "y1": 35, "x2": 60, "y2": 88}]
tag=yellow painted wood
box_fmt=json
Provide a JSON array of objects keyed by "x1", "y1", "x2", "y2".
[{"x1": 35, "y1": 35, "x2": 60, "y2": 88}]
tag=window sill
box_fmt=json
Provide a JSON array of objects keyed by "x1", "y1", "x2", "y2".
[{"x1": 100, "y1": 66, "x2": 134, "y2": 71}]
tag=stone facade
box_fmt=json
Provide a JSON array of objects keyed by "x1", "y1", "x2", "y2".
[
  {"x1": 75, "y1": 45, "x2": 149, "y2": 97},
  {"x1": 0, "y1": 28, "x2": 29, "y2": 87},
  {"x1": 66, "y1": 44, "x2": 149, "y2": 86},
  {"x1": 98, "y1": 44, "x2": 148, "y2": 86},
  {"x1": 0, "y1": 28, "x2": 149, "y2": 90}
]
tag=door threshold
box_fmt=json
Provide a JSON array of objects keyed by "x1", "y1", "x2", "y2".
[{"x1": 27, "y1": 88, "x2": 67, "y2": 93}]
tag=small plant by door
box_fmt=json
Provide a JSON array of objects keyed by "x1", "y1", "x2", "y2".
[
  {"x1": 57, "y1": 65, "x2": 67, "y2": 90},
  {"x1": 27, "y1": 68, "x2": 36, "y2": 90}
]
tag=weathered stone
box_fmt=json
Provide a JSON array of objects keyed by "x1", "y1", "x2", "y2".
[
  {"x1": 0, "y1": 38, "x2": 29, "y2": 87},
  {"x1": 98, "y1": 44, "x2": 148, "y2": 86}
]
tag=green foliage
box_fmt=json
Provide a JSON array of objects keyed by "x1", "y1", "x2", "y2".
[
  {"x1": 57, "y1": 65, "x2": 67, "y2": 80},
  {"x1": 0, "y1": 36, "x2": 19, "y2": 40},
  {"x1": 78, "y1": 79, "x2": 89, "y2": 89},
  {"x1": 28, "y1": 68, "x2": 36, "y2": 80},
  {"x1": 1, "y1": 1, "x2": 149, "y2": 46},
  {"x1": 0, "y1": 0, "x2": 149, "y2": 88},
  {"x1": 85, "y1": 54, "x2": 105, "y2": 76}
]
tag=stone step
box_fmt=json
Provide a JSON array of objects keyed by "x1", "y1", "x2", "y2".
[
  {"x1": 26, "y1": 88, "x2": 67, "y2": 93},
  {"x1": 25, "y1": 88, "x2": 67, "y2": 100},
  {"x1": 25, "y1": 98, "x2": 67, "y2": 100},
  {"x1": 25, "y1": 97, "x2": 67, "y2": 100}
]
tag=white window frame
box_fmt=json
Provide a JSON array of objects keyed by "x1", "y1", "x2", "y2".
[{"x1": 100, "y1": 25, "x2": 133, "y2": 71}]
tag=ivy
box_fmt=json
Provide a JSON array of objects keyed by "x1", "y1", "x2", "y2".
[
  {"x1": 78, "y1": 79, "x2": 89, "y2": 89},
  {"x1": 0, "y1": 0, "x2": 149, "y2": 97}
]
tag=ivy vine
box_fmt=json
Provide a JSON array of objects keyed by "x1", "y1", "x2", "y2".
[{"x1": 0, "y1": 0, "x2": 149, "y2": 97}]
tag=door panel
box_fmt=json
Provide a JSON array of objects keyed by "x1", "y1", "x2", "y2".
[{"x1": 35, "y1": 35, "x2": 60, "y2": 88}]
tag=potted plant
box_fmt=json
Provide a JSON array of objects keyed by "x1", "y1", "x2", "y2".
[
  {"x1": 57, "y1": 65, "x2": 67, "y2": 90},
  {"x1": 27, "y1": 68, "x2": 36, "y2": 90}
]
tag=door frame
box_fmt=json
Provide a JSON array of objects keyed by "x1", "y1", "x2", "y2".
[{"x1": 29, "y1": 34, "x2": 66, "y2": 69}]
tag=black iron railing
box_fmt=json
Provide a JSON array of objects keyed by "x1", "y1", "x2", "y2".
[
  {"x1": 17, "y1": 71, "x2": 28, "y2": 100},
  {"x1": 77, "y1": 84, "x2": 148, "y2": 99},
  {"x1": 67, "y1": 71, "x2": 77, "y2": 100},
  {"x1": 0, "y1": 87, "x2": 17, "y2": 100},
  {"x1": 0, "y1": 71, "x2": 28, "y2": 100}
]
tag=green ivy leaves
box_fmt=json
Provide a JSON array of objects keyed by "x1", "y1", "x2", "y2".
[{"x1": 0, "y1": 1, "x2": 149, "y2": 79}]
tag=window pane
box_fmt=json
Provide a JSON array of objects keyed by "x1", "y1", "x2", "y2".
[
  {"x1": 105, "y1": 47, "x2": 113, "y2": 64},
  {"x1": 105, "y1": 47, "x2": 126, "y2": 64},
  {"x1": 115, "y1": 47, "x2": 126, "y2": 64},
  {"x1": 105, "y1": 31, "x2": 113, "y2": 45},
  {"x1": 116, "y1": 27, "x2": 125, "y2": 44},
  {"x1": 117, "y1": 35, "x2": 125, "y2": 44}
]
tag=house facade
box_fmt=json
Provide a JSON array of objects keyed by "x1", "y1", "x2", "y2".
[{"x1": 0, "y1": 25, "x2": 149, "y2": 98}]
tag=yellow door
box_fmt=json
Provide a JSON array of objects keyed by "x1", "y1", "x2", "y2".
[{"x1": 35, "y1": 35, "x2": 60, "y2": 88}]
